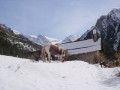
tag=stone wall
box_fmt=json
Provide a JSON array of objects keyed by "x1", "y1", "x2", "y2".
[{"x1": 67, "y1": 51, "x2": 99, "y2": 64}]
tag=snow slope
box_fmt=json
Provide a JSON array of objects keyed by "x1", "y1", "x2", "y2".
[{"x1": 0, "y1": 55, "x2": 120, "y2": 90}]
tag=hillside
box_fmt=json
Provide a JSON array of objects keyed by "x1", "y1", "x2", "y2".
[
  {"x1": 78, "y1": 8, "x2": 120, "y2": 52},
  {"x1": 0, "y1": 55, "x2": 120, "y2": 90},
  {"x1": 0, "y1": 24, "x2": 42, "y2": 58}
]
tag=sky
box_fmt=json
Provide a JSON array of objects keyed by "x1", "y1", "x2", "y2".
[{"x1": 0, "y1": 0, "x2": 120, "y2": 40}]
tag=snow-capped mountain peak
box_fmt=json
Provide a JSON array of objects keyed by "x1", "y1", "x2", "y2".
[
  {"x1": 62, "y1": 35, "x2": 80, "y2": 43},
  {"x1": 29, "y1": 35, "x2": 38, "y2": 38},
  {"x1": 108, "y1": 8, "x2": 120, "y2": 22},
  {"x1": 28, "y1": 34, "x2": 62, "y2": 45},
  {"x1": 13, "y1": 30, "x2": 21, "y2": 35},
  {"x1": 78, "y1": 8, "x2": 120, "y2": 51}
]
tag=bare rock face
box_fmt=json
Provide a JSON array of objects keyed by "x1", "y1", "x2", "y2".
[{"x1": 78, "y1": 8, "x2": 120, "y2": 51}]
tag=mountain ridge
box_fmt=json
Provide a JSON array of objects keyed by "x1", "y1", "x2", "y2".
[
  {"x1": 0, "y1": 24, "x2": 42, "y2": 58},
  {"x1": 77, "y1": 8, "x2": 120, "y2": 51},
  {"x1": 27, "y1": 34, "x2": 62, "y2": 45}
]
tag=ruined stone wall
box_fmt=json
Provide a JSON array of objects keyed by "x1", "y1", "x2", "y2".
[{"x1": 67, "y1": 51, "x2": 99, "y2": 64}]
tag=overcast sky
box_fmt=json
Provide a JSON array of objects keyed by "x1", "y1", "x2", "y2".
[{"x1": 0, "y1": 0, "x2": 120, "y2": 40}]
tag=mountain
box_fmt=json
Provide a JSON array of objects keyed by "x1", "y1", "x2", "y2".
[
  {"x1": 62, "y1": 35, "x2": 80, "y2": 43},
  {"x1": 0, "y1": 24, "x2": 29, "y2": 41},
  {"x1": 77, "y1": 8, "x2": 120, "y2": 51},
  {"x1": 0, "y1": 24, "x2": 42, "y2": 58},
  {"x1": 27, "y1": 34, "x2": 62, "y2": 45},
  {"x1": 28, "y1": 34, "x2": 80, "y2": 45}
]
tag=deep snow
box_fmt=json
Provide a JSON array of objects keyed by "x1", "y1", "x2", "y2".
[{"x1": 0, "y1": 55, "x2": 120, "y2": 90}]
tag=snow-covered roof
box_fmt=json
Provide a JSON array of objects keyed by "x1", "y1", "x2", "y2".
[{"x1": 61, "y1": 38, "x2": 101, "y2": 55}]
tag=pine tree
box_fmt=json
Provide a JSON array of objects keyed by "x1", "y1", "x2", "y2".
[{"x1": 103, "y1": 41, "x2": 116, "y2": 60}]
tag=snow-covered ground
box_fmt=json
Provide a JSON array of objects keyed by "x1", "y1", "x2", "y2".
[{"x1": 0, "y1": 55, "x2": 120, "y2": 90}]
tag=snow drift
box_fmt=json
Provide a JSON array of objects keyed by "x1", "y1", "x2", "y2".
[{"x1": 0, "y1": 55, "x2": 120, "y2": 90}]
